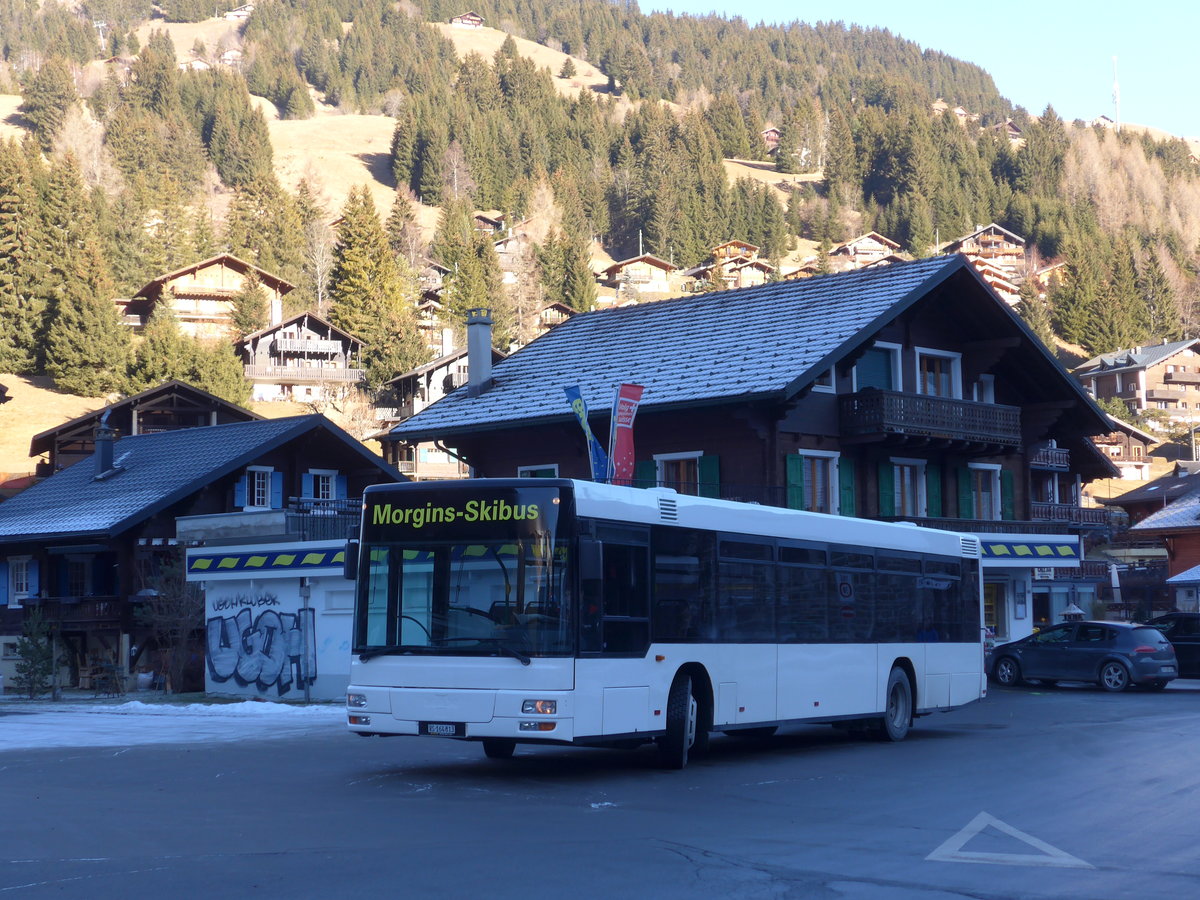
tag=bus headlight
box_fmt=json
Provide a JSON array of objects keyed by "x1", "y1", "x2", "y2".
[
  {"x1": 521, "y1": 699, "x2": 556, "y2": 715},
  {"x1": 347, "y1": 693, "x2": 368, "y2": 708}
]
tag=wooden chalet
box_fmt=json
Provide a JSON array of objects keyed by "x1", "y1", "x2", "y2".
[
  {"x1": 760, "y1": 127, "x2": 781, "y2": 152},
  {"x1": 1075, "y1": 338, "x2": 1200, "y2": 425},
  {"x1": 239, "y1": 312, "x2": 366, "y2": 402},
  {"x1": 993, "y1": 119, "x2": 1024, "y2": 144},
  {"x1": 829, "y1": 232, "x2": 901, "y2": 271},
  {"x1": 450, "y1": 11, "x2": 484, "y2": 27},
  {"x1": 28, "y1": 380, "x2": 261, "y2": 477},
  {"x1": 1091, "y1": 415, "x2": 1156, "y2": 481},
  {"x1": 119, "y1": 254, "x2": 294, "y2": 342},
  {"x1": 600, "y1": 254, "x2": 677, "y2": 295}
]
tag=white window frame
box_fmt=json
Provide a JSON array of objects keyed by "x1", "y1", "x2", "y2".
[
  {"x1": 973, "y1": 373, "x2": 995, "y2": 404},
  {"x1": 852, "y1": 341, "x2": 902, "y2": 392},
  {"x1": 518, "y1": 464, "x2": 559, "y2": 478},
  {"x1": 8, "y1": 556, "x2": 30, "y2": 607},
  {"x1": 308, "y1": 468, "x2": 337, "y2": 501},
  {"x1": 795, "y1": 449, "x2": 841, "y2": 515},
  {"x1": 246, "y1": 465, "x2": 273, "y2": 510},
  {"x1": 914, "y1": 347, "x2": 963, "y2": 398},
  {"x1": 968, "y1": 462, "x2": 1002, "y2": 521},
  {"x1": 2, "y1": 640, "x2": 19, "y2": 660},
  {"x1": 810, "y1": 369, "x2": 834, "y2": 393},
  {"x1": 654, "y1": 451, "x2": 703, "y2": 492},
  {"x1": 890, "y1": 457, "x2": 926, "y2": 517}
]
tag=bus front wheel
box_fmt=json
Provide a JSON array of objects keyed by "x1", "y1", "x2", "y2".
[
  {"x1": 482, "y1": 738, "x2": 516, "y2": 759},
  {"x1": 874, "y1": 667, "x2": 912, "y2": 742},
  {"x1": 657, "y1": 676, "x2": 697, "y2": 770}
]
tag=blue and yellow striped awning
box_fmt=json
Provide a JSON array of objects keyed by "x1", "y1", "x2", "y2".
[
  {"x1": 980, "y1": 539, "x2": 1079, "y2": 565},
  {"x1": 187, "y1": 547, "x2": 345, "y2": 575}
]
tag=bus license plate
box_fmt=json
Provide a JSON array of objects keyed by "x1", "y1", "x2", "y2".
[{"x1": 420, "y1": 721, "x2": 465, "y2": 737}]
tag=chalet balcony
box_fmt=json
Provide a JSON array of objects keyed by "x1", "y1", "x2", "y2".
[
  {"x1": 1163, "y1": 371, "x2": 1200, "y2": 385},
  {"x1": 839, "y1": 390, "x2": 1021, "y2": 452},
  {"x1": 285, "y1": 497, "x2": 361, "y2": 542},
  {"x1": 244, "y1": 365, "x2": 364, "y2": 383},
  {"x1": 1145, "y1": 388, "x2": 1187, "y2": 402},
  {"x1": 15, "y1": 596, "x2": 127, "y2": 627},
  {"x1": 1029, "y1": 446, "x2": 1070, "y2": 470},
  {"x1": 274, "y1": 338, "x2": 344, "y2": 355},
  {"x1": 1030, "y1": 501, "x2": 1109, "y2": 527}
]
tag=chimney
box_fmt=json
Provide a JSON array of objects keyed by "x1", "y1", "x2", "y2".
[
  {"x1": 94, "y1": 411, "x2": 115, "y2": 479},
  {"x1": 466, "y1": 308, "x2": 493, "y2": 397},
  {"x1": 269, "y1": 294, "x2": 282, "y2": 327}
]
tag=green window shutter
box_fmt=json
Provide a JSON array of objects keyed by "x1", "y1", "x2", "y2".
[
  {"x1": 957, "y1": 468, "x2": 973, "y2": 518},
  {"x1": 877, "y1": 461, "x2": 895, "y2": 517},
  {"x1": 697, "y1": 454, "x2": 720, "y2": 498},
  {"x1": 1001, "y1": 470, "x2": 1016, "y2": 521},
  {"x1": 856, "y1": 347, "x2": 894, "y2": 390},
  {"x1": 786, "y1": 454, "x2": 805, "y2": 510},
  {"x1": 838, "y1": 456, "x2": 856, "y2": 516},
  {"x1": 633, "y1": 460, "x2": 657, "y2": 488},
  {"x1": 925, "y1": 463, "x2": 942, "y2": 518}
]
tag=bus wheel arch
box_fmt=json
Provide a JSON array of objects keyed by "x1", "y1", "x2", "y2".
[{"x1": 875, "y1": 660, "x2": 915, "y2": 742}]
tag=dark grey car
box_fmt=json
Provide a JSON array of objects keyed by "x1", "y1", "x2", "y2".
[
  {"x1": 989, "y1": 621, "x2": 1177, "y2": 692},
  {"x1": 1147, "y1": 613, "x2": 1200, "y2": 678}
]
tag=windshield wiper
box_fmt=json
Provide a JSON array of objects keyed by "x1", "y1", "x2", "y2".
[
  {"x1": 357, "y1": 645, "x2": 421, "y2": 661},
  {"x1": 429, "y1": 636, "x2": 531, "y2": 665}
]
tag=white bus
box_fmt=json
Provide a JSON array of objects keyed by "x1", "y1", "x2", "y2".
[{"x1": 346, "y1": 479, "x2": 985, "y2": 768}]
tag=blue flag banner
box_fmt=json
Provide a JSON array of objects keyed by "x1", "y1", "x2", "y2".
[{"x1": 564, "y1": 386, "x2": 610, "y2": 482}]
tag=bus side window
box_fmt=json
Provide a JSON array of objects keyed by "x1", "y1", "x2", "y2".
[
  {"x1": 600, "y1": 544, "x2": 650, "y2": 653},
  {"x1": 579, "y1": 538, "x2": 603, "y2": 653}
]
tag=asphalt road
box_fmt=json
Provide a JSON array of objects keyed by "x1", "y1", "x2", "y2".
[{"x1": 2, "y1": 682, "x2": 1198, "y2": 899}]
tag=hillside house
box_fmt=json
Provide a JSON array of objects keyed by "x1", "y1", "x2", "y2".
[
  {"x1": 600, "y1": 254, "x2": 677, "y2": 296},
  {"x1": 993, "y1": 119, "x2": 1024, "y2": 144},
  {"x1": 829, "y1": 232, "x2": 901, "y2": 271},
  {"x1": 239, "y1": 312, "x2": 365, "y2": 403},
  {"x1": 224, "y1": 4, "x2": 254, "y2": 21},
  {"x1": 1091, "y1": 415, "x2": 1156, "y2": 481},
  {"x1": 119, "y1": 254, "x2": 294, "y2": 342},
  {"x1": 760, "y1": 126, "x2": 781, "y2": 153},
  {"x1": 386, "y1": 255, "x2": 1118, "y2": 642},
  {"x1": 450, "y1": 11, "x2": 484, "y2": 28},
  {"x1": 0, "y1": 416, "x2": 403, "y2": 696},
  {"x1": 473, "y1": 211, "x2": 507, "y2": 235},
  {"x1": 28, "y1": 380, "x2": 260, "y2": 477},
  {"x1": 1074, "y1": 338, "x2": 1200, "y2": 425},
  {"x1": 375, "y1": 345, "x2": 505, "y2": 480}
]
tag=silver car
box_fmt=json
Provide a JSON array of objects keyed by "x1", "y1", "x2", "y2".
[{"x1": 989, "y1": 621, "x2": 1178, "y2": 692}]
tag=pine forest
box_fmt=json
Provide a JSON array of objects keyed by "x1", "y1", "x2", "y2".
[{"x1": 1, "y1": 0, "x2": 1199, "y2": 406}]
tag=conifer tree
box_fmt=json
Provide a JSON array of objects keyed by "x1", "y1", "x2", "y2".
[
  {"x1": 1017, "y1": 280, "x2": 1054, "y2": 348},
  {"x1": 0, "y1": 139, "x2": 39, "y2": 374},
  {"x1": 20, "y1": 58, "x2": 77, "y2": 151},
  {"x1": 230, "y1": 271, "x2": 269, "y2": 339}
]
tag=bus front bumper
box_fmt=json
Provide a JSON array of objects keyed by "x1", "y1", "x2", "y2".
[{"x1": 346, "y1": 686, "x2": 575, "y2": 742}]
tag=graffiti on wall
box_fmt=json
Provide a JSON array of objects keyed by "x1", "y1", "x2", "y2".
[{"x1": 206, "y1": 594, "x2": 316, "y2": 695}]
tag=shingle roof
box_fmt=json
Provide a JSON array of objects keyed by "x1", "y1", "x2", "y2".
[
  {"x1": 1098, "y1": 464, "x2": 1200, "y2": 508},
  {"x1": 0, "y1": 416, "x2": 394, "y2": 544},
  {"x1": 392, "y1": 255, "x2": 973, "y2": 441}
]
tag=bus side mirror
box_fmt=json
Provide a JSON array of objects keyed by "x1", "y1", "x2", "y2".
[{"x1": 344, "y1": 539, "x2": 359, "y2": 581}]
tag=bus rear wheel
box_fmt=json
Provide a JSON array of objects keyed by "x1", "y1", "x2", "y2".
[
  {"x1": 482, "y1": 738, "x2": 516, "y2": 759},
  {"x1": 874, "y1": 667, "x2": 912, "y2": 742},
  {"x1": 657, "y1": 675, "x2": 697, "y2": 770}
]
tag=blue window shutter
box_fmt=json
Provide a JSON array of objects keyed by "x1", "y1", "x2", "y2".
[
  {"x1": 0, "y1": 561, "x2": 8, "y2": 606},
  {"x1": 234, "y1": 476, "x2": 247, "y2": 508},
  {"x1": 301, "y1": 473, "x2": 314, "y2": 498},
  {"x1": 270, "y1": 471, "x2": 284, "y2": 508},
  {"x1": 336, "y1": 475, "x2": 348, "y2": 499}
]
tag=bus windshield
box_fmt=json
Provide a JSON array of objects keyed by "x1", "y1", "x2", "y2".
[{"x1": 354, "y1": 485, "x2": 572, "y2": 658}]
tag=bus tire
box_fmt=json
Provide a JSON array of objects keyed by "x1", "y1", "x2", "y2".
[
  {"x1": 657, "y1": 675, "x2": 697, "y2": 770},
  {"x1": 874, "y1": 667, "x2": 912, "y2": 742},
  {"x1": 482, "y1": 738, "x2": 516, "y2": 759}
]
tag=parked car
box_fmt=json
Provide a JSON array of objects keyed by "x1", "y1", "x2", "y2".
[
  {"x1": 989, "y1": 621, "x2": 1177, "y2": 692},
  {"x1": 1146, "y1": 613, "x2": 1200, "y2": 678}
]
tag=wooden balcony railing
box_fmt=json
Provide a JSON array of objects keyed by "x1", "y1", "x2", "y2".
[
  {"x1": 244, "y1": 365, "x2": 364, "y2": 383},
  {"x1": 1145, "y1": 388, "x2": 1186, "y2": 402},
  {"x1": 274, "y1": 338, "x2": 344, "y2": 354},
  {"x1": 839, "y1": 390, "x2": 1021, "y2": 448},
  {"x1": 1030, "y1": 501, "x2": 1109, "y2": 526},
  {"x1": 1029, "y1": 446, "x2": 1070, "y2": 469},
  {"x1": 1163, "y1": 371, "x2": 1200, "y2": 385},
  {"x1": 19, "y1": 596, "x2": 127, "y2": 626}
]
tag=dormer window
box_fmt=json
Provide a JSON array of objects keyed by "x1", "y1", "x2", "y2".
[{"x1": 236, "y1": 466, "x2": 282, "y2": 510}]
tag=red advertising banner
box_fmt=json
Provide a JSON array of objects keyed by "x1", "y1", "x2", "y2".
[{"x1": 608, "y1": 383, "x2": 645, "y2": 486}]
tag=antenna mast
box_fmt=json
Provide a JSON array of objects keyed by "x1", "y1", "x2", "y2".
[{"x1": 1111, "y1": 56, "x2": 1121, "y2": 134}]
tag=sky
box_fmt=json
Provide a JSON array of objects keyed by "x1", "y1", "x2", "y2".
[{"x1": 641, "y1": 1, "x2": 1198, "y2": 139}]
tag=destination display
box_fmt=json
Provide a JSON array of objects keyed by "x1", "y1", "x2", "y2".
[{"x1": 361, "y1": 484, "x2": 567, "y2": 542}]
